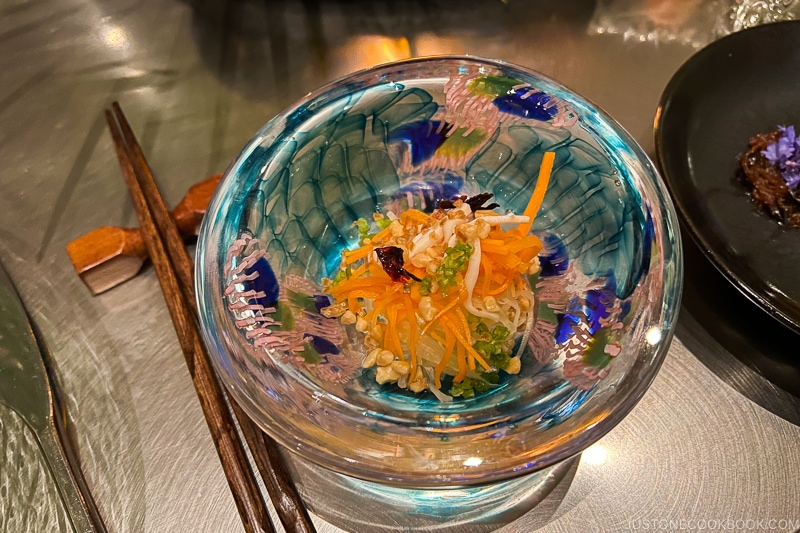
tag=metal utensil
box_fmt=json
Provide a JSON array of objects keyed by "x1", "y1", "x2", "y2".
[{"x1": 0, "y1": 260, "x2": 107, "y2": 532}]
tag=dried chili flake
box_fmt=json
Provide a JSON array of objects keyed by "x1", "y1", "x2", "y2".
[{"x1": 375, "y1": 246, "x2": 421, "y2": 282}]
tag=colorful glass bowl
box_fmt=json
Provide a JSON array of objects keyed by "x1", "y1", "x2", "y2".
[{"x1": 196, "y1": 56, "x2": 682, "y2": 487}]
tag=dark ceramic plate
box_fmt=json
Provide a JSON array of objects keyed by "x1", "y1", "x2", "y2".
[{"x1": 655, "y1": 21, "x2": 800, "y2": 335}]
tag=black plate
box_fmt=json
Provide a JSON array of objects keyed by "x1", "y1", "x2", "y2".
[{"x1": 655, "y1": 21, "x2": 800, "y2": 335}]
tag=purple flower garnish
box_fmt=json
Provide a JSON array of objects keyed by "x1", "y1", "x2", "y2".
[
  {"x1": 761, "y1": 125, "x2": 800, "y2": 189},
  {"x1": 763, "y1": 142, "x2": 780, "y2": 164},
  {"x1": 784, "y1": 166, "x2": 800, "y2": 189},
  {"x1": 779, "y1": 125, "x2": 796, "y2": 145}
]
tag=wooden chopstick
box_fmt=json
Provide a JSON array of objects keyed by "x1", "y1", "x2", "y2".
[
  {"x1": 105, "y1": 109, "x2": 275, "y2": 533},
  {"x1": 107, "y1": 102, "x2": 317, "y2": 533}
]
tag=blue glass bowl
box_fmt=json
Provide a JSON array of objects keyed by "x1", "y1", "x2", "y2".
[{"x1": 196, "y1": 56, "x2": 682, "y2": 488}]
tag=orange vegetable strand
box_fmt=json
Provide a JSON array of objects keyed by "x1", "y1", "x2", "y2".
[
  {"x1": 435, "y1": 327, "x2": 456, "y2": 388},
  {"x1": 518, "y1": 151, "x2": 555, "y2": 236},
  {"x1": 347, "y1": 295, "x2": 362, "y2": 315},
  {"x1": 343, "y1": 245, "x2": 373, "y2": 265},
  {"x1": 454, "y1": 341, "x2": 467, "y2": 383},
  {"x1": 479, "y1": 239, "x2": 509, "y2": 255},
  {"x1": 400, "y1": 209, "x2": 431, "y2": 225},
  {"x1": 419, "y1": 290, "x2": 464, "y2": 337},
  {"x1": 485, "y1": 277, "x2": 512, "y2": 296},
  {"x1": 370, "y1": 225, "x2": 393, "y2": 243},
  {"x1": 441, "y1": 314, "x2": 491, "y2": 372},
  {"x1": 349, "y1": 262, "x2": 370, "y2": 279}
]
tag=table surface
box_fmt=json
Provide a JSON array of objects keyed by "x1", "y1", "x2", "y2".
[{"x1": 1, "y1": 0, "x2": 799, "y2": 531}]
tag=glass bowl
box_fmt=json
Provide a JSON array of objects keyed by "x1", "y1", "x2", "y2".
[{"x1": 196, "y1": 56, "x2": 682, "y2": 488}]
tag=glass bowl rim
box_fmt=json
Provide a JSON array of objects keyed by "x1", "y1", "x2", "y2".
[{"x1": 195, "y1": 54, "x2": 684, "y2": 486}]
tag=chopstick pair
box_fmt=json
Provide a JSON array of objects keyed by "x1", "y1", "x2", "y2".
[{"x1": 105, "y1": 102, "x2": 316, "y2": 533}]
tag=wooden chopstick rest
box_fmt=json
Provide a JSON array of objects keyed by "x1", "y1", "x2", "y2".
[{"x1": 66, "y1": 174, "x2": 221, "y2": 294}]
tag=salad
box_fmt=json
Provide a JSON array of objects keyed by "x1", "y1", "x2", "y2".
[{"x1": 321, "y1": 152, "x2": 555, "y2": 401}]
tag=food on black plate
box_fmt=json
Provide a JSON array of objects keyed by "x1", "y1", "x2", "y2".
[{"x1": 740, "y1": 125, "x2": 800, "y2": 227}]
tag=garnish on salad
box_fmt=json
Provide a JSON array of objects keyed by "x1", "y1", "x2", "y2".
[{"x1": 321, "y1": 152, "x2": 556, "y2": 401}]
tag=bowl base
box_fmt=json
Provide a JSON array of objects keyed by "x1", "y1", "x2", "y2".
[{"x1": 285, "y1": 452, "x2": 579, "y2": 531}]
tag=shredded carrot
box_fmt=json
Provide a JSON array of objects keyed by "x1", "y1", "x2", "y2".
[
  {"x1": 484, "y1": 277, "x2": 512, "y2": 296},
  {"x1": 343, "y1": 245, "x2": 373, "y2": 265},
  {"x1": 400, "y1": 209, "x2": 430, "y2": 226},
  {"x1": 347, "y1": 295, "x2": 362, "y2": 315},
  {"x1": 519, "y1": 246, "x2": 538, "y2": 263},
  {"x1": 476, "y1": 245, "x2": 523, "y2": 296},
  {"x1": 429, "y1": 329, "x2": 447, "y2": 347},
  {"x1": 441, "y1": 314, "x2": 491, "y2": 372},
  {"x1": 405, "y1": 264, "x2": 426, "y2": 280},
  {"x1": 409, "y1": 283, "x2": 423, "y2": 303},
  {"x1": 320, "y1": 154, "x2": 554, "y2": 398},
  {"x1": 454, "y1": 341, "x2": 467, "y2": 382},
  {"x1": 507, "y1": 235, "x2": 542, "y2": 253},
  {"x1": 454, "y1": 307, "x2": 473, "y2": 346},
  {"x1": 484, "y1": 251, "x2": 522, "y2": 270},
  {"x1": 330, "y1": 286, "x2": 386, "y2": 301},
  {"x1": 349, "y1": 262, "x2": 370, "y2": 279},
  {"x1": 339, "y1": 290, "x2": 383, "y2": 300},
  {"x1": 330, "y1": 274, "x2": 393, "y2": 294},
  {"x1": 370, "y1": 225, "x2": 393, "y2": 243},
  {"x1": 365, "y1": 262, "x2": 391, "y2": 280},
  {"x1": 419, "y1": 290, "x2": 465, "y2": 337},
  {"x1": 368, "y1": 292, "x2": 402, "y2": 323},
  {"x1": 518, "y1": 151, "x2": 555, "y2": 236},
  {"x1": 479, "y1": 239, "x2": 508, "y2": 255},
  {"x1": 492, "y1": 271, "x2": 509, "y2": 284}
]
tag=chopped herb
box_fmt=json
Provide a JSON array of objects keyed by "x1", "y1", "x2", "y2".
[
  {"x1": 473, "y1": 324, "x2": 512, "y2": 370},
  {"x1": 450, "y1": 381, "x2": 475, "y2": 398},
  {"x1": 332, "y1": 264, "x2": 352, "y2": 286},
  {"x1": 418, "y1": 276, "x2": 433, "y2": 296},
  {"x1": 449, "y1": 372, "x2": 501, "y2": 398},
  {"x1": 355, "y1": 217, "x2": 370, "y2": 237},
  {"x1": 436, "y1": 241, "x2": 473, "y2": 296},
  {"x1": 492, "y1": 325, "x2": 510, "y2": 341}
]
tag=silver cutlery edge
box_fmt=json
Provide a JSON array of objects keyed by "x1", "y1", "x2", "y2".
[{"x1": 0, "y1": 260, "x2": 107, "y2": 533}]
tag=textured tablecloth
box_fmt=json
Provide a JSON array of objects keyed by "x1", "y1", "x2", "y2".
[{"x1": 1, "y1": 1, "x2": 798, "y2": 531}]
